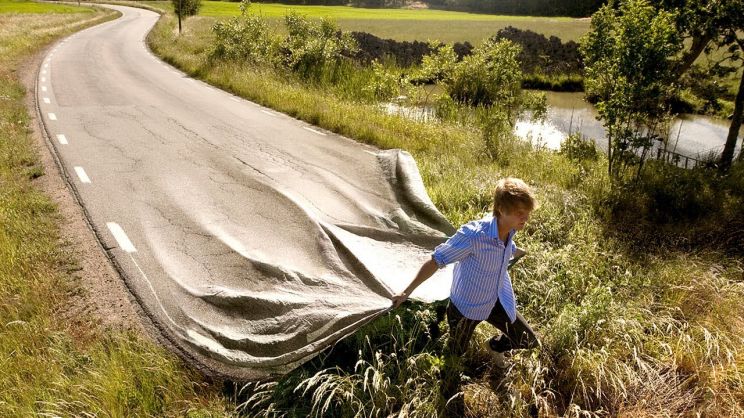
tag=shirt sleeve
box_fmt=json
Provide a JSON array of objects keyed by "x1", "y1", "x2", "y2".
[{"x1": 431, "y1": 226, "x2": 473, "y2": 268}]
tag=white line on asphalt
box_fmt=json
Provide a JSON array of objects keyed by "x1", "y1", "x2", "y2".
[
  {"x1": 57, "y1": 134, "x2": 68, "y2": 145},
  {"x1": 74, "y1": 166, "x2": 91, "y2": 183},
  {"x1": 261, "y1": 109, "x2": 276, "y2": 116},
  {"x1": 44, "y1": 63, "x2": 48, "y2": 68},
  {"x1": 363, "y1": 150, "x2": 377, "y2": 156},
  {"x1": 127, "y1": 253, "x2": 180, "y2": 327},
  {"x1": 43, "y1": 97, "x2": 51, "y2": 104},
  {"x1": 41, "y1": 86, "x2": 47, "y2": 92},
  {"x1": 42, "y1": 70, "x2": 47, "y2": 75},
  {"x1": 41, "y1": 77, "x2": 46, "y2": 82},
  {"x1": 48, "y1": 113, "x2": 56, "y2": 120},
  {"x1": 230, "y1": 97, "x2": 240, "y2": 102},
  {"x1": 107, "y1": 222, "x2": 137, "y2": 253},
  {"x1": 303, "y1": 127, "x2": 326, "y2": 136}
]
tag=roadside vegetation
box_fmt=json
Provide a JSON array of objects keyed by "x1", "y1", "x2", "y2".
[
  {"x1": 137, "y1": 0, "x2": 741, "y2": 113},
  {"x1": 3, "y1": 0, "x2": 741, "y2": 415},
  {"x1": 0, "y1": 1, "x2": 229, "y2": 415},
  {"x1": 145, "y1": 0, "x2": 743, "y2": 416}
]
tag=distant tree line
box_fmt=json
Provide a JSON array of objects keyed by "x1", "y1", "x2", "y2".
[
  {"x1": 347, "y1": 32, "x2": 473, "y2": 66},
  {"x1": 492, "y1": 26, "x2": 582, "y2": 74},
  {"x1": 344, "y1": 26, "x2": 579, "y2": 78},
  {"x1": 423, "y1": 0, "x2": 605, "y2": 16}
]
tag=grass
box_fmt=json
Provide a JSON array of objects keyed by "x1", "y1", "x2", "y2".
[
  {"x1": 0, "y1": 0, "x2": 94, "y2": 14},
  {"x1": 130, "y1": 0, "x2": 590, "y2": 43},
  {"x1": 0, "y1": 3, "x2": 229, "y2": 416},
  {"x1": 146, "y1": 10, "x2": 744, "y2": 417}
]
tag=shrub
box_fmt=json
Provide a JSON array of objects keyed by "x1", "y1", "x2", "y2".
[
  {"x1": 362, "y1": 61, "x2": 405, "y2": 101},
  {"x1": 279, "y1": 12, "x2": 358, "y2": 82},
  {"x1": 560, "y1": 133, "x2": 599, "y2": 162},
  {"x1": 414, "y1": 41, "x2": 458, "y2": 84},
  {"x1": 210, "y1": 13, "x2": 274, "y2": 64},
  {"x1": 447, "y1": 38, "x2": 523, "y2": 108}
]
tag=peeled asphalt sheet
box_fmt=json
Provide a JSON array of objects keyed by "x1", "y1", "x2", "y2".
[{"x1": 38, "y1": 5, "x2": 456, "y2": 379}]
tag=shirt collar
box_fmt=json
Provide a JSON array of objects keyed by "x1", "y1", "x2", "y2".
[{"x1": 486, "y1": 215, "x2": 514, "y2": 243}]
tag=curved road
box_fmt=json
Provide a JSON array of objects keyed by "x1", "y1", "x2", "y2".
[{"x1": 37, "y1": 5, "x2": 455, "y2": 379}]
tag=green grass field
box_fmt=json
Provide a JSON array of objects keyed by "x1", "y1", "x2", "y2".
[
  {"x1": 134, "y1": 0, "x2": 590, "y2": 43},
  {"x1": 0, "y1": 0, "x2": 94, "y2": 14}
]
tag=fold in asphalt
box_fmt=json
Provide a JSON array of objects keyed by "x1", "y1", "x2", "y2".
[{"x1": 36, "y1": 4, "x2": 456, "y2": 380}]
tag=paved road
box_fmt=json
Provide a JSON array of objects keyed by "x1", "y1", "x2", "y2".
[{"x1": 37, "y1": 5, "x2": 455, "y2": 379}]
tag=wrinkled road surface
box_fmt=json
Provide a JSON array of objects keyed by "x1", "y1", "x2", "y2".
[{"x1": 37, "y1": 5, "x2": 455, "y2": 379}]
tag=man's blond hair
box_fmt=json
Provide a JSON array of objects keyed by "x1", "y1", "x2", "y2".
[{"x1": 492, "y1": 177, "x2": 536, "y2": 217}]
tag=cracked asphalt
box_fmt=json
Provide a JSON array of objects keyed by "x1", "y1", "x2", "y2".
[{"x1": 37, "y1": 4, "x2": 456, "y2": 379}]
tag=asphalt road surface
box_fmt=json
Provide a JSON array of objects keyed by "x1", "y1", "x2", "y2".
[{"x1": 37, "y1": 5, "x2": 456, "y2": 380}]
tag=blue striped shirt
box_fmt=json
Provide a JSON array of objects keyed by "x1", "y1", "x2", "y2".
[{"x1": 432, "y1": 215, "x2": 518, "y2": 322}]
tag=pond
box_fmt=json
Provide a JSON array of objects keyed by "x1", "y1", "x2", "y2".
[
  {"x1": 516, "y1": 92, "x2": 743, "y2": 161},
  {"x1": 382, "y1": 91, "x2": 743, "y2": 164}
]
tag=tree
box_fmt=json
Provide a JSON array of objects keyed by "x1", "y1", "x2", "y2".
[
  {"x1": 658, "y1": 0, "x2": 744, "y2": 171},
  {"x1": 172, "y1": 0, "x2": 201, "y2": 34},
  {"x1": 581, "y1": 0, "x2": 682, "y2": 181}
]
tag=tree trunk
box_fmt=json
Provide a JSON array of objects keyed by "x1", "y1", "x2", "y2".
[
  {"x1": 676, "y1": 33, "x2": 713, "y2": 80},
  {"x1": 720, "y1": 67, "x2": 744, "y2": 171}
]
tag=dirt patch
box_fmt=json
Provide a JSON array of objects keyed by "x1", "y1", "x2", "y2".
[{"x1": 20, "y1": 38, "x2": 153, "y2": 338}]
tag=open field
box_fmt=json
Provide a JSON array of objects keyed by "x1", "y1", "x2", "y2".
[
  {"x1": 132, "y1": 0, "x2": 590, "y2": 42},
  {"x1": 0, "y1": 0, "x2": 93, "y2": 13}
]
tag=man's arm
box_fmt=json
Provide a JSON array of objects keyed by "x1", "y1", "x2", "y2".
[{"x1": 390, "y1": 258, "x2": 439, "y2": 308}]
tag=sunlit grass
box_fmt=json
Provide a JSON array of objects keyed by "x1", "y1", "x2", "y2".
[
  {"x1": 0, "y1": 0, "x2": 94, "y2": 14},
  {"x1": 0, "y1": 6, "x2": 230, "y2": 416},
  {"x1": 147, "y1": 10, "x2": 744, "y2": 416}
]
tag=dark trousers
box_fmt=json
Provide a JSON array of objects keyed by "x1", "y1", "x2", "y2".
[
  {"x1": 446, "y1": 299, "x2": 539, "y2": 357},
  {"x1": 440, "y1": 299, "x2": 539, "y2": 414}
]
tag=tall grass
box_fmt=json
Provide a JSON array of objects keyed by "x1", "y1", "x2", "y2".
[
  {"x1": 145, "y1": 8, "x2": 744, "y2": 417},
  {"x1": 0, "y1": 5, "x2": 229, "y2": 416}
]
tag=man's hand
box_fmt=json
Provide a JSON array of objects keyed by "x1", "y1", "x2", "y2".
[{"x1": 391, "y1": 292, "x2": 409, "y2": 309}]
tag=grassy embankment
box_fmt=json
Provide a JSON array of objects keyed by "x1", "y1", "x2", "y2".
[
  {"x1": 144, "y1": 8, "x2": 744, "y2": 417},
  {"x1": 0, "y1": 1, "x2": 229, "y2": 415}
]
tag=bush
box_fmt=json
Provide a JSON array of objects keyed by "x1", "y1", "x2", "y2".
[
  {"x1": 280, "y1": 12, "x2": 358, "y2": 82},
  {"x1": 560, "y1": 133, "x2": 599, "y2": 162},
  {"x1": 210, "y1": 13, "x2": 274, "y2": 64},
  {"x1": 362, "y1": 61, "x2": 405, "y2": 101},
  {"x1": 414, "y1": 41, "x2": 458, "y2": 84},
  {"x1": 447, "y1": 39, "x2": 523, "y2": 108}
]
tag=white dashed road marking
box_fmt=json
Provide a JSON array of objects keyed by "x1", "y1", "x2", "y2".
[
  {"x1": 56, "y1": 134, "x2": 68, "y2": 145},
  {"x1": 74, "y1": 166, "x2": 91, "y2": 183},
  {"x1": 48, "y1": 113, "x2": 56, "y2": 120},
  {"x1": 106, "y1": 222, "x2": 137, "y2": 253},
  {"x1": 43, "y1": 97, "x2": 50, "y2": 104},
  {"x1": 303, "y1": 127, "x2": 326, "y2": 136}
]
